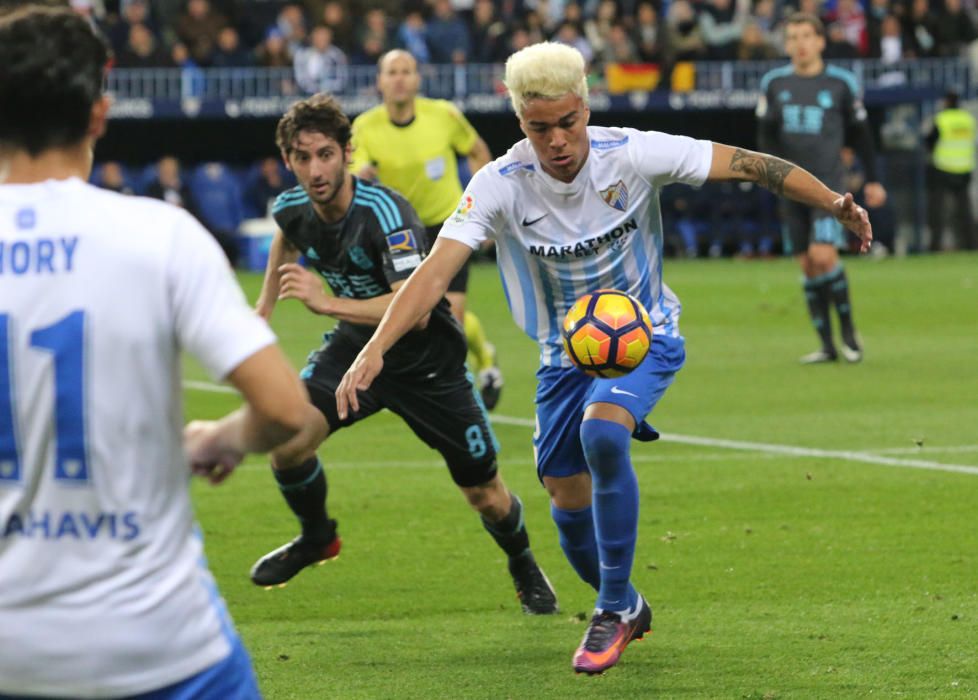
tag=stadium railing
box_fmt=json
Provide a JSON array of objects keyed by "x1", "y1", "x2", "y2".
[{"x1": 107, "y1": 58, "x2": 972, "y2": 103}]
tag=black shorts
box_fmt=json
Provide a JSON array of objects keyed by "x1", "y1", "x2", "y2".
[
  {"x1": 301, "y1": 331, "x2": 498, "y2": 488},
  {"x1": 780, "y1": 201, "x2": 846, "y2": 256},
  {"x1": 427, "y1": 224, "x2": 470, "y2": 293}
]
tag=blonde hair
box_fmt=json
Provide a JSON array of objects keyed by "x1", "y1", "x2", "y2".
[{"x1": 503, "y1": 42, "x2": 589, "y2": 118}]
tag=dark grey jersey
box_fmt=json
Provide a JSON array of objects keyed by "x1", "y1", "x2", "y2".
[
  {"x1": 756, "y1": 64, "x2": 868, "y2": 190},
  {"x1": 272, "y1": 176, "x2": 460, "y2": 374}
]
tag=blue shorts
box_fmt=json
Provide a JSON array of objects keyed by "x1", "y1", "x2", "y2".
[
  {"x1": 533, "y1": 335, "x2": 686, "y2": 480},
  {"x1": 0, "y1": 637, "x2": 262, "y2": 700}
]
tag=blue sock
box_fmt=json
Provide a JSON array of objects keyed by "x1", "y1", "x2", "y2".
[
  {"x1": 580, "y1": 419, "x2": 640, "y2": 613},
  {"x1": 550, "y1": 503, "x2": 600, "y2": 591}
]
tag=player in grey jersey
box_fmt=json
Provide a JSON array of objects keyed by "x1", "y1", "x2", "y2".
[{"x1": 757, "y1": 13, "x2": 887, "y2": 364}]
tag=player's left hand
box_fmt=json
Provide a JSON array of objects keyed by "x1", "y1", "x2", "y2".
[
  {"x1": 184, "y1": 420, "x2": 244, "y2": 485},
  {"x1": 278, "y1": 263, "x2": 331, "y2": 315},
  {"x1": 863, "y1": 182, "x2": 887, "y2": 208},
  {"x1": 833, "y1": 192, "x2": 873, "y2": 253}
]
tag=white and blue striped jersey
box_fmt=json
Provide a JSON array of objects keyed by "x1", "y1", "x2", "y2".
[
  {"x1": 0, "y1": 178, "x2": 274, "y2": 698},
  {"x1": 439, "y1": 126, "x2": 713, "y2": 368}
]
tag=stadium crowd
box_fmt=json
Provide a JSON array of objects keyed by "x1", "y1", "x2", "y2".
[{"x1": 83, "y1": 0, "x2": 978, "y2": 83}]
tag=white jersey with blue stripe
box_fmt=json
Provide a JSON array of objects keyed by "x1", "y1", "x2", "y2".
[
  {"x1": 0, "y1": 178, "x2": 274, "y2": 697},
  {"x1": 439, "y1": 126, "x2": 713, "y2": 368}
]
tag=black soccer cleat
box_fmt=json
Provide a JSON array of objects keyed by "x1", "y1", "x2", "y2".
[
  {"x1": 508, "y1": 552, "x2": 559, "y2": 615},
  {"x1": 477, "y1": 343, "x2": 503, "y2": 411},
  {"x1": 250, "y1": 533, "x2": 341, "y2": 588},
  {"x1": 573, "y1": 595, "x2": 653, "y2": 675}
]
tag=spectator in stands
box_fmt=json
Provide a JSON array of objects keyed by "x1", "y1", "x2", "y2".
[
  {"x1": 470, "y1": 0, "x2": 508, "y2": 63},
  {"x1": 699, "y1": 0, "x2": 748, "y2": 60},
  {"x1": 256, "y1": 27, "x2": 293, "y2": 67},
  {"x1": 107, "y1": 0, "x2": 156, "y2": 55},
  {"x1": 934, "y1": 0, "x2": 977, "y2": 57},
  {"x1": 320, "y1": 0, "x2": 354, "y2": 54},
  {"x1": 97, "y1": 162, "x2": 134, "y2": 195},
  {"x1": 427, "y1": 0, "x2": 471, "y2": 64},
  {"x1": 146, "y1": 156, "x2": 198, "y2": 213},
  {"x1": 668, "y1": 0, "x2": 707, "y2": 61},
  {"x1": 524, "y1": 9, "x2": 549, "y2": 42},
  {"x1": 191, "y1": 162, "x2": 244, "y2": 263},
  {"x1": 824, "y1": 21, "x2": 861, "y2": 58},
  {"x1": 245, "y1": 157, "x2": 289, "y2": 218},
  {"x1": 277, "y1": 3, "x2": 308, "y2": 57},
  {"x1": 294, "y1": 25, "x2": 348, "y2": 94},
  {"x1": 505, "y1": 25, "x2": 534, "y2": 55},
  {"x1": 554, "y1": 20, "x2": 594, "y2": 64},
  {"x1": 903, "y1": 0, "x2": 939, "y2": 57},
  {"x1": 633, "y1": 2, "x2": 669, "y2": 65},
  {"x1": 116, "y1": 22, "x2": 169, "y2": 67},
  {"x1": 397, "y1": 10, "x2": 430, "y2": 64},
  {"x1": 865, "y1": 0, "x2": 891, "y2": 59},
  {"x1": 175, "y1": 0, "x2": 228, "y2": 66},
  {"x1": 825, "y1": 0, "x2": 868, "y2": 55},
  {"x1": 738, "y1": 21, "x2": 779, "y2": 59},
  {"x1": 753, "y1": 0, "x2": 782, "y2": 37},
  {"x1": 584, "y1": 0, "x2": 618, "y2": 59},
  {"x1": 601, "y1": 22, "x2": 639, "y2": 64},
  {"x1": 212, "y1": 26, "x2": 254, "y2": 67},
  {"x1": 353, "y1": 8, "x2": 392, "y2": 65},
  {"x1": 876, "y1": 14, "x2": 905, "y2": 63}
]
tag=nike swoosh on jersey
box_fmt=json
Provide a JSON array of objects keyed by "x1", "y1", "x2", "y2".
[
  {"x1": 610, "y1": 386, "x2": 639, "y2": 398},
  {"x1": 521, "y1": 213, "x2": 548, "y2": 226}
]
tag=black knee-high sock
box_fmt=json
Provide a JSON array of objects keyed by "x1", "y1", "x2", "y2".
[
  {"x1": 273, "y1": 457, "x2": 335, "y2": 544},
  {"x1": 826, "y1": 266, "x2": 857, "y2": 345},
  {"x1": 803, "y1": 276, "x2": 835, "y2": 354},
  {"x1": 481, "y1": 492, "x2": 530, "y2": 559}
]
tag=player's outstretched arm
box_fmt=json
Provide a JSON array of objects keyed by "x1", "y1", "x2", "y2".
[
  {"x1": 335, "y1": 237, "x2": 472, "y2": 419},
  {"x1": 185, "y1": 344, "x2": 319, "y2": 484},
  {"x1": 256, "y1": 230, "x2": 301, "y2": 320},
  {"x1": 708, "y1": 143, "x2": 873, "y2": 252}
]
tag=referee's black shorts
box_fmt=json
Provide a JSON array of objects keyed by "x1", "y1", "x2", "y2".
[
  {"x1": 427, "y1": 224, "x2": 470, "y2": 293},
  {"x1": 300, "y1": 331, "x2": 498, "y2": 488}
]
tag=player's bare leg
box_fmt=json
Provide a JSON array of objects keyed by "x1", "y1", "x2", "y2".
[
  {"x1": 250, "y1": 410, "x2": 341, "y2": 588},
  {"x1": 462, "y1": 474, "x2": 558, "y2": 615}
]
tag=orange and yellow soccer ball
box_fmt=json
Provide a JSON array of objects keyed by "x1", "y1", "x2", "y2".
[{"x1": 561, "y1": 289, "x2": 653, "y2": 378}]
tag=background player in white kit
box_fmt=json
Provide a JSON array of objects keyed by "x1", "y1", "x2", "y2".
[
  {"x1": 0, "y1": 7, "x2": 318, "y2": 698},
  {"x1": 337, "y1": 42, "x2": 873, "y2": 675}
]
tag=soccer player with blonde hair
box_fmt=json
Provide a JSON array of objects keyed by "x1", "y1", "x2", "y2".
[{"x1": 338, "y1": 42, "x2": 873, "y2": 674}]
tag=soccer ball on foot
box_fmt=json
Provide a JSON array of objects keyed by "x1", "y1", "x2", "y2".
[{"x1": 561, "y1": 289, "x2": 652, "y2": 378}]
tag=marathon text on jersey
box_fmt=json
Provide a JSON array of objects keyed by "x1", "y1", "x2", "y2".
[{"x1": 528, "y1": 218, "x2": 637, "y2": 259}]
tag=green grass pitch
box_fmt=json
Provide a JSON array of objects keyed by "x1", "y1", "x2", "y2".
[{"x1": 185, "y1": 254, "x2": 978, "y2": 699}]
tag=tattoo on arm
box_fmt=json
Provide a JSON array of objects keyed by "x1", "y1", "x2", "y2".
[{"x1": 729, "y1": 148, "x2": 796, "y2": 196}]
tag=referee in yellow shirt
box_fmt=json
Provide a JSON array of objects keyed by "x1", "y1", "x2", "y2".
[{"x1": 351, "y1": 49, "x2": 503, "y2": 408}]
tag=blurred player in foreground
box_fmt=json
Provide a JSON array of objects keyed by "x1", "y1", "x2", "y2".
[
  {"x1": 249, "y1": 94, "x2": 558, "y2": 615},
  {"x1": 337, "y1": 42, "x2": 873, "y2": 674},
  {"x1": 758, "y1": 13, "x2": 886, "y2": 364},
  {"x1": 0, "y1": 6, "x2": 319, "y2": 698},
  {"x1": 351, "y1": 49, "x2": 504, "y2": 409}
]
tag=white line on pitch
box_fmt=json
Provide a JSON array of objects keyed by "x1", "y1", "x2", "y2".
[
  {"x1": 183, "y1": 380, "x2": 978, "y2": 476},
  {"x1": 183, "y1": 379, "x2": 237, "y2": 395}
]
